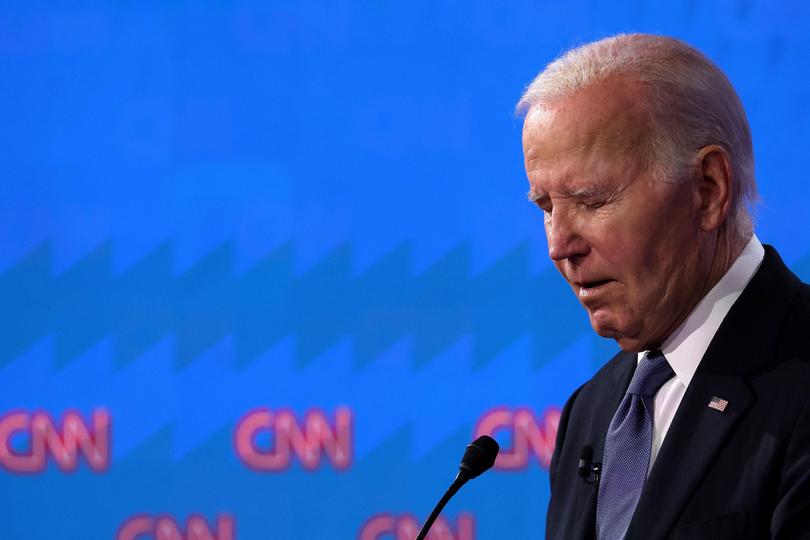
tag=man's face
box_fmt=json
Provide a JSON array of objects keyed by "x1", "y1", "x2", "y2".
[{"x1": 522, "y1": 78, "x2": 707, "y2": 351}]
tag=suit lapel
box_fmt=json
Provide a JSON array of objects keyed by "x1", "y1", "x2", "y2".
[
  {"x1": 626, "y1": 245, "x2": 800, "y2": 538},
  {"x1": 626, "y1": 372, "x2": 753, "y2": 537}
]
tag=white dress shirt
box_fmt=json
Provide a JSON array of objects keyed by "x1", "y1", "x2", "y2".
[{"x1": 638, "y1": 235, "x2": 765, "y2": 473}]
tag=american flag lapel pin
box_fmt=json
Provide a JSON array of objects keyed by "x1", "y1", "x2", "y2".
[{"x1": 708, "y1": 396, "x2": 729, "y2": 412}]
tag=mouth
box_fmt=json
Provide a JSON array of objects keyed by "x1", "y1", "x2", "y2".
[{"x1": 574, "y1": 279, "x2": 614, "y2": 298}]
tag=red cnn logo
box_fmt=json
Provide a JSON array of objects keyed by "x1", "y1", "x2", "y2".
[
  {"x1": 0, "y1": 409, "x2": 110, "y2": 473},
  {"x1": 474, "y1": 406, "x2": 560, "y2": 469},
  {"x1": 116, "y1": 514, "x2": 235, "y2": 540},
  {"x1": 234, "y1": 407, "x2": 352, "y2": 471},
  {"x1": 359, "y1": 513, "x2": 475, "y2": 540}
]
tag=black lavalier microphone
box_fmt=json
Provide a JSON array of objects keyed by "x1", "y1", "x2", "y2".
[
  {"x1": 578, "y1": 445, "x2": 601, "y2": 485},
  {"x1": 415, "y1": 435, "x2": 500, "y2": 540}
]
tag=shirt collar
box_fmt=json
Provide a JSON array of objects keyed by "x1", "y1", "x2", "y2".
[{"x1": 637, "y1": 235, "x2": 765, "y2": 387}]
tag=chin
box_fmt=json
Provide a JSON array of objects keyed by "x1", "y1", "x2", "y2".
[
  {"x1": 613, "y1": 336, "x2": 646, "y2": 353},
  {"x1": 591, "y1": 321, "x2": 621, "y2": 342},
  {"x1": 591, "y1": 317, "x2": 644, "y2": 352},
  {"x1": 589, "y1": 311, "x2": 618, "y2": 337}
]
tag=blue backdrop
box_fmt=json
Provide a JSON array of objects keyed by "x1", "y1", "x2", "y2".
[{"x1": 2, "y1": 2, "x2": 810, "y2": 539}]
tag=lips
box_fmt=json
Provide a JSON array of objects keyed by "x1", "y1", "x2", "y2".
[
  {"x1": 573, "y1": 278, "x2": 614, "y2": 298},
  {"x1": 573, "y1": 278, "x2": 612, "y2": 288}
]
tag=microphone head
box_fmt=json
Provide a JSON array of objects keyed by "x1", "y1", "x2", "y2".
[
  {"x1": 578, "y1": 446, "x2": 593, "y2": 478},
  {"x1": 459, "y1": 435, "x2": 499, "y2": 480}
]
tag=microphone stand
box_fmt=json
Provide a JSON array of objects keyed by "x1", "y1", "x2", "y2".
[{"x1": 415, "y1": 472, "x2": 467, "y2": 540}]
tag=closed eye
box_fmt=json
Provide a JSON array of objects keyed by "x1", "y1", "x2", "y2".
[{"x1": 582, "y1": 200, "x2": 606, "y2": 210}]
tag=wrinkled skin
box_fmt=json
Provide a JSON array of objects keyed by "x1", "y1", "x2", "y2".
[{"x1": 522, "y1": 76, "x2": 738, "y2": 351}]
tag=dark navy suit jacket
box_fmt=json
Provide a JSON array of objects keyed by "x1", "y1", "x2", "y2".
[{"x1": 546, "y1": 246, "x2": 810, "y2": 539}]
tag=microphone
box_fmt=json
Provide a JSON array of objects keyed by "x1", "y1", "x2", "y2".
[
  {"x1": 578, "y1": 446, "x2": 593, "y2": 478},
  {"x1": 578, "y1": 445, "x2": 601, "y2": 485},
  {"x1": 415, "y1": 435, "x2": 499, "y2": 540}
]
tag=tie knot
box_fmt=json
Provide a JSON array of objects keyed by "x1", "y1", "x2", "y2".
[{"x1": 626, "y1": 350, "x2": 674, "y2": 396}]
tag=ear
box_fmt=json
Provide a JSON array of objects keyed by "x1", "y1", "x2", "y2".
[{"x1": 696, "y1": 145, "x2": 733, "y2": 232}]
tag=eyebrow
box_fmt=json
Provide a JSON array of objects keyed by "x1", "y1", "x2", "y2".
[
  {"x1": 569, "y1": 186, "x2": 613, "y2": 198},
  {"x1": 526, "y1": 185, "x2": 612, "y2": 203},
  {"x1": 526, "y1": 188, "x2": 544, "y2": 203}
]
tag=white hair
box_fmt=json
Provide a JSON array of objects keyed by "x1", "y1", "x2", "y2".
[{"x1": 517, "y1": 33, "x2": 757, "y2": 239}]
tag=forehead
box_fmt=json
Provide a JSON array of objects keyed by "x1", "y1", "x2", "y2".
[{"x1": 522, "y1": 78, "x2": 651, "y2": 186}]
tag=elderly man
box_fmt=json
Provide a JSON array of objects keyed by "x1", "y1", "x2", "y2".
[{"x1": 519, "y1": 34, "x2": 810, "y2": 539}]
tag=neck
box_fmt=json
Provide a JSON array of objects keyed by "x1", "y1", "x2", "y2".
[
  {"x1": 643, "y1": 226, "x2": 750, "y2": 352},
  {"x1": 702, "y1": 225, "x2": 750, "y2": 300}
]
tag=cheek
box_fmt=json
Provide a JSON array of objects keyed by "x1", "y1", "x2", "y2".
[
  {"x1": 619, "y1": 251, "x2": 685, "y2": 318},
  {"x1": 592, "y1": 232, "x2": 644, "y2": 275},
  {"x1": 596, "y1": 216, "x2": 678, "y2": 284},
  {"x1": 598, "y1": 240, "x2": 662, "y2": 305}
]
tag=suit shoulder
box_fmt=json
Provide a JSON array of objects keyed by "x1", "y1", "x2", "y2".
[
  {"x1": 778, "y1": 280, "x2": 810, "y2": 362},
  {"x1": 789, "y1": 277, "x2": 810, "y2": 308}
]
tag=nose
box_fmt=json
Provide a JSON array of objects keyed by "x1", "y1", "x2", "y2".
[{"x1": 546, "y1": 209, "x2": 590, "y2": 262}]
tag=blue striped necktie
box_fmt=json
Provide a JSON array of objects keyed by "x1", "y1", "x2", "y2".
[{"x1": 595, "y1": 350, "x2": 675, "y2": 539}]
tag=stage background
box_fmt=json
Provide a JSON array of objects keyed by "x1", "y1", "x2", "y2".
[{"x1": 2, "y1": 1, "x2": 810, "y2": 539}]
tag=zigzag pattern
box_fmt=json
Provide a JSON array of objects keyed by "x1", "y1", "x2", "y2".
[
  {"x1": 0, "y1": 239, "x2": 587, "y2": 369},
  {"x1": 3, "y1": 240, "x2": 807, "y2": 465}
]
